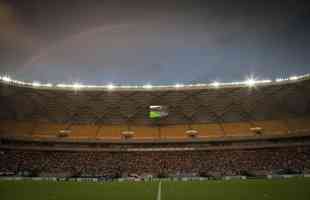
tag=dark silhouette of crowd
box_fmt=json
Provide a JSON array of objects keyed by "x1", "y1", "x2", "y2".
[{"x1": 0, "y1": 146, "x2": 309, "y2": 178}]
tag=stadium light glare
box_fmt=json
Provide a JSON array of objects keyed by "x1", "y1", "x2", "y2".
[
  {"x1": 211, "y1": 81, "x2": 220, "y2": 88},
  {"x1": 107, "y1": 84, "x2": 115, "y2": 90},
  {"x1": 143, "y1": 84, "x2": 153, "y2": 89},
  {"x1": 56, "y1": 84, "x2": 67, "y2": 88},
  {"x1": 289, "y1": 76, "x2": 298, "y2": 81},
  {"x1": 0, "y1": 73, "x2": 309, "y2": 90},
  {"x1": 174, "y1": 84, "x2": 184, "y2": 88},
  {"x1": 276, "y1": 78, "x2": 285, "y2": 82},
  {"x1": 2, "y1": 76, "x2": 12, "y2": 82},
  {"x1": 45, "y1": 83, "x2": 53, "y2": 87},
  {"x1": 72, "y1": 83, "x2": 83, "y2": 89},
  {"x1": 245, "y1": 78, "x2": 256, "y2": 87},
  {"x1": 32, "y1": 81, "x2": 41, "y2": 87}
]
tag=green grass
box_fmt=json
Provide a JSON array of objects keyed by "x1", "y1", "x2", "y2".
[
  {"x1": 163, "y1": 178, "x2": 310, "y2": 200},
  {"x1": 0, "y1": 180, "x2": 157, "y2": 200},
  {"x1": 1, "y1": 178, "x2": 310, "y2": 200}
]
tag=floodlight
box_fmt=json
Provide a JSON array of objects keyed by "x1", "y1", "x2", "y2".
[
  {"x1": 276, "y1": 78, "x2": 287, "y2": 82},
  {"x1": 2, "y1": 76, "x2": 12, "y2": 82},
  {"x1": 211, "y1": 81, "x2": 220, "y2": 88},
  {"x1": 45, "y1": 83, "x2": 53, "y2": 87},
  {"x1": 107, "y1": 84, "x2": 115, "y2": 90},
  {"x1": 56, "y1": 84, "x2": 68, "y2": 88},
  {"x1": 32, "y1": 82, "x2": 41, "y2": 87},
  {"x1": 245, "y1": 78, "x2": 256, "y2": 87},
  {"x1": 143, "y1": 84, "x2": 153, "y2": 89},
  {"x1": 289, "y1": 76, "x2": 298, "y2": 81},
  {"x1": 72, "y1": 83, "x2": 83, "y2": 89},
  {"x1": 174, "y1": 84, "x2": 184, "y2": 88}
]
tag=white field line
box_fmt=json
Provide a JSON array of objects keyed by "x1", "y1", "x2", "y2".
[{"x1": 156, "y1": 181, "x2": 162, "y2": 200}]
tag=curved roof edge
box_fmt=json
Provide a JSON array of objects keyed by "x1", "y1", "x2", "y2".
[{"x1": 0, "y1": 73, "x2": 309, "y2": 91}]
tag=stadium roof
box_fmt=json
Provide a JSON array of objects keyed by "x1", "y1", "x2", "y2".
[
  {"x1": 1, "y1": 74, "x2": 309, "y2": 125},
  {"x1": 0, "y1": 74, "x2": 309, "y2": 91}
]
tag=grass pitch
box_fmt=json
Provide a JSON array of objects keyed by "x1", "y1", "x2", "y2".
[
  {"x1": 163, "y1": 178, "x2": 310, "y2": 200},
  {"x1": 1, "y1": 178, "x2": 310, "y2": 200}
]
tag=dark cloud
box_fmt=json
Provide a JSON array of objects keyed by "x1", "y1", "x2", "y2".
[{"x1": 0, "y1": 0, "x2": 309, "y2": 84}]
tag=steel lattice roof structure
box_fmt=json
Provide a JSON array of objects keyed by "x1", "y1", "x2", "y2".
[{"x1": 0, "y1": 76, "x2": 310, "y2": 127}]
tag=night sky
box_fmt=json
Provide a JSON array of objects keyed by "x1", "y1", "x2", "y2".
[{"x1": 0, "y1": 0, "x2": 310, "y2": 84}]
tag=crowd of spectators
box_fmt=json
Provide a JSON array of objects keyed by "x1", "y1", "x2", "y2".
[{"x1": 0, "y1": 146, "x2": 309, "y2": 178}]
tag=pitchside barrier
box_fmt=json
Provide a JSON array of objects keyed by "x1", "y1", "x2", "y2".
[{"x1": 0, "y1": 174, "x2": 309, "y2": 182}]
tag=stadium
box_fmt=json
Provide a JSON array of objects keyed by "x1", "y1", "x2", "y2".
[
  {"x1": 1, "y1": 74, "x2": 310, "y2": 199},
  {"x1": 1, "y1": 1, "x2": 310, "y2": 199}
]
